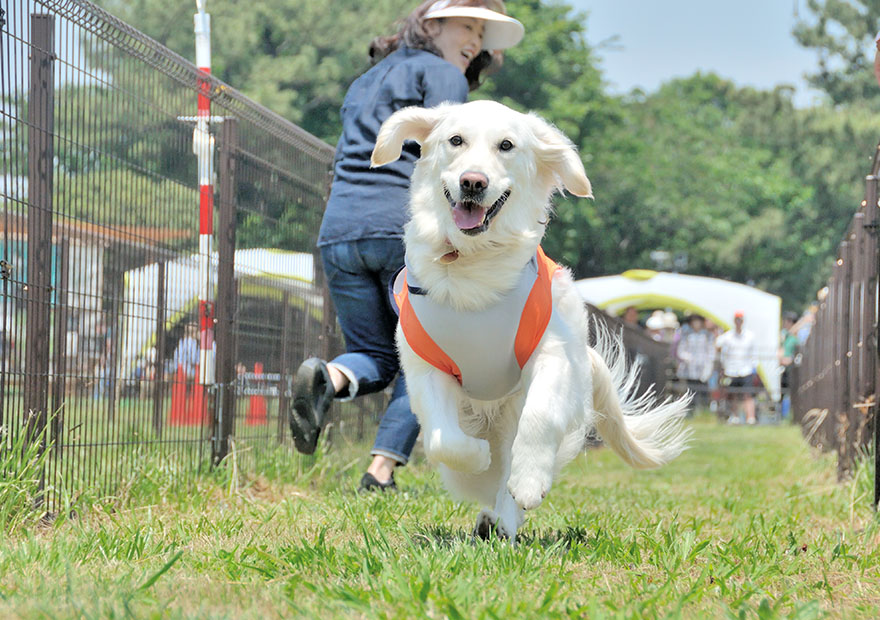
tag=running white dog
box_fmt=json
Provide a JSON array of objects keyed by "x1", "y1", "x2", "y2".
[{"x1": 371, "y1": 100, "x2": 690, "y2": 540}]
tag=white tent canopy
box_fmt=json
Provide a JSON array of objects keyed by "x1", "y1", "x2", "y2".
[
  {"x1": 119, "y1": 249, "x2": 318, "y2": 379},
  {"x1": 574, "y1": 270, "x2": 782, "y2": 401}
]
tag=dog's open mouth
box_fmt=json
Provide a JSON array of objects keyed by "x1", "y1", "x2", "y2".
[{"x1": 443, "y1": 185, "x2": 512, "y2": 236}]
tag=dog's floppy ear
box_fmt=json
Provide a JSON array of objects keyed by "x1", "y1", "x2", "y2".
[
  {"x1": 528, "y1": 114, "x2": 593, "y2": 198},
  {"x1": 371, "y1": 106, "x2": 442, "y2": 167}
]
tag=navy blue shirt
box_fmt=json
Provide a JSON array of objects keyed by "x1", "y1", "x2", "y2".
[{"x1": 317, "y1": 47, "x2": 469, "y2": 247}]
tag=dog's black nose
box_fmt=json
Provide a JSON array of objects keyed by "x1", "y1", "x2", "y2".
[{"x1": 460, "y1": 171, "x2": 488, "y2": 194}]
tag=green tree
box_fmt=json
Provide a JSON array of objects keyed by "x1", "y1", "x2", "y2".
[
  {"x1": 89, "y1": 0, "x2": 878, "y2": 310},
  {"x1": 583, "y1": 72, "x2": 880, "y2": 309},
  {"x1": 584, "y1": 76, "x2": 811, "y2": 300},
  {"x1": 794, "y1": 0, "x2": 880, "y2": 105},
  {"x1": 98, "y1": 0, "x2": 410, "y2": 143}
]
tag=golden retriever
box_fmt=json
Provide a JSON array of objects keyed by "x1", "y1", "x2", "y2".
[{"x1": 371, "y1": 100, "x2": 690, "y2": 540}]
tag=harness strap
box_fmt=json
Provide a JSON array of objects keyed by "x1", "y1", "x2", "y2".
[
  {"x1": 394, "y1": 272, "x2": 462, "y2": 383},
  {"x1": 514, "y1": 246, "x2": 559, "y2": 368},
  {"x1": 394, "y1": 246, "x2": 559, "y2": 386}
]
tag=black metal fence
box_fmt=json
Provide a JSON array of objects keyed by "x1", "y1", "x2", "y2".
[
  {"x1": 791, "y1": 141, "x2": 880, "y2": 509},
  {"x1": 0, "y1": 0, "x2": 677, "y2": 512},
  {"x1": 0, "y1": 0, "x2": 384, "y2": 510}
]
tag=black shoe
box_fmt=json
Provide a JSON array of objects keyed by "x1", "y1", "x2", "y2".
[
  {"x1": 290, "y1": 358, "x2": 335, "y2": 455},
  {"x1": 358, "y1": 472, "x2": 396, "y2": 493}
]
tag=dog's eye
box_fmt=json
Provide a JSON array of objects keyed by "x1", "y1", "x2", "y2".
[
  {"x1": 449, "y1": 135, "x2": 463, "y2": 147},
  {"x1": 499, "y1": 139, "x2": 514, "y2": 152}
]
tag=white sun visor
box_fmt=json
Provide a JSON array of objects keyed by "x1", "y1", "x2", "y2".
[{"x1": 424, "y1": 3, "x2": 525, "y2": 50}]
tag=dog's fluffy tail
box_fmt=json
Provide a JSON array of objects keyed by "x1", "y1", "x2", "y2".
[{"x1": 588, "y1": 318, "x2": 692, "y2": 469}]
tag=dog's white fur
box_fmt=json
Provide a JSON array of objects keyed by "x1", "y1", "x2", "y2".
[{"x1": 372, "y1": 100, "x2": 691, "y2": 539}]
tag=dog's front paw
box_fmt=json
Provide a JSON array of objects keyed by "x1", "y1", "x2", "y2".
[
  {"x1": 507, "y1": 466, "x2": 553, "y2": 511},
  {"x1": 425, "y1": 429, "x2": 491, "y2": 474}
]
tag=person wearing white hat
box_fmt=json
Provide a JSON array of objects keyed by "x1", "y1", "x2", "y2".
[
  {"x1": 291, "y1": 1, "x2": 524, "y2": 492},
  {"x1": 421, "y1": 0, "x2": 524, "y2": 71},
  {"x1": 645, "y1": 310, "x2": 666, "y2": 341},
  {"x1": 715, "y1": 311, "x2": 758, "y2": 424}
]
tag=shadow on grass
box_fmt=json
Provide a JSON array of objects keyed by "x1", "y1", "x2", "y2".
[
  {"x1": 517, "y1": 526, "x2": 592, "y2": 548},
  {"x1": 410, "y1": 524, "x2": 474, "y2": 548},
  {"x1": 411, "y1": 522, "x2": 593, "y2": 549}
]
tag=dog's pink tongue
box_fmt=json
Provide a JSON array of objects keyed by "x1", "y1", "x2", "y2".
[{"x1": 452, "y1": 203, "x2": 486, "y2": 230}]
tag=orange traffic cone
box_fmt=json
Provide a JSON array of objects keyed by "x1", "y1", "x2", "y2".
[
  {"x1": 187, "y1": 364, "x2": 206, "y2": 426},
  {"x1": 168, "y1": 363, "x2": 186, "y2": 425},
  {"x1": 246, "y1": 362, "x2": 268, "y2": 425}
]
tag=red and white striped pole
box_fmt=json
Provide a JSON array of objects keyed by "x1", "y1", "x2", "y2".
[{"x1": 194, "y1": 0, "x2": 214, "y2": 404}]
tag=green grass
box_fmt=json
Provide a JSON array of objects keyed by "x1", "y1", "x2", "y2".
[{"x1": 0, "y1": 415, "x2": 877, "y2": 619}]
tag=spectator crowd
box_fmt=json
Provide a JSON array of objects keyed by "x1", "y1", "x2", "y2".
[{"x1": 621, "y1": 302, "x2": 816, "y2": 424}]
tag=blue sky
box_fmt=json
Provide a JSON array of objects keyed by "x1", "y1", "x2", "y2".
[{"x1": 570, "y1": 0, "x2": 826, "y2": 106}]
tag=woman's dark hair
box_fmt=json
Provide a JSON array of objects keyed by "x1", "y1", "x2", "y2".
[{"x1": 369, "y1": 0, "x2": 507, "y2": 91}]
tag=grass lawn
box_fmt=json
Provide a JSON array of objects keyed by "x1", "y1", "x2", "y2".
[{"x1": 0, "y1": 414, "x2": 877, "y2": 619}]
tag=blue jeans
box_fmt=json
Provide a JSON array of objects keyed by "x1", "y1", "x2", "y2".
[{"x1": 320, "y1": 239, "x2": 419, "y2": 465}]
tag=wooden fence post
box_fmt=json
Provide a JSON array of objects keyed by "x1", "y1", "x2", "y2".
[
  {"x1": 870, "y1": 176, "x2": 880, "y2": 510},
  {"x1": 835, "y1": 239, "x2": 852, "y2": 479}
]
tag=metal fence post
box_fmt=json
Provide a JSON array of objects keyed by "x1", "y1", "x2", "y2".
[
  {"x1": 104, "y1": 259, "x2": 123, "y2": 422},
  {"x1": 278, "y1": 291, "x2": 292, "y2": 443},
  {"x1": 153, "y1": 260, "x2": 167, "y2": 436},
  {"x1": 51, "y1": 239, "x2": 69, "y2": 432},
  {"x1": 318, "y1": 169, "x2": 335, "y2": 363},
  {"x1": 25, "y1": 13, "x2": 54, "y2": 444},
  {"x1": 214, "y1": 118, "x2": 238, "y2": 465}
]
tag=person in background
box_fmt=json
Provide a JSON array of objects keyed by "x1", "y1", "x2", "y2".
[
  {"x1": 289, "y1": 0, "x2": 524, "y2": 492},
  {"x1": 645, "y1": 310, "x2": 666, "y2": 342},
  {"x1": 703, "y1": 318, "x2": 723, "y2": 413},
  {"x1": 622, "y1": 305, "x2": 640, "y2": 326},
  {"x1": 170, "y1": 323, "x2": 199, "y2": 380},
  {"x1": 716, "y1": 310, "x2": 758, "y2": 424},
  {"x1": 778, "y1": 311, "x2": 799, "y2": 419},
  {"x1": 793, "y1": 302, "x2": 817, "y2": 345},
  {"x1": 661, "y1": 311, "x2": 679, "y2": 343},
  {"x1": 673, "y1": 314, "x2": 715, "y2": 411}
]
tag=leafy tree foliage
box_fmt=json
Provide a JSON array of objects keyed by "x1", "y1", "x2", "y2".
[
  {"x1": 794, "y1": 0, "x2": 880, "y2": 105},
  {"x1": 98, "y1": 0, "x2": 411, "y2": 143},
  {"x1": 54, "y1": 168, "x2": 198, "y2": 233},
  {"x1": 586, "y1": 75, "x2": 877, "y2": 308},
  {"x1": 88, "y1": 0, "x2": 878, "y2": 310}
]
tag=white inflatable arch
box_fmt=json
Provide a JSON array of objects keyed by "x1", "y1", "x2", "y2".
[{"x1": 574, "y1": 270, "x2": 782, "y2": 401}]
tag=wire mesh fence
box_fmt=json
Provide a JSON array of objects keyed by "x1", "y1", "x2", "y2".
[
  {"x1": 1, "y1": 0, "x2": 684, "y2": 514},
  {"x1": 0, "y1": 0, "x2": 390, "y2": 511},
  {"x1": 791, "y1": 141, "x2": 880, "y2": 509}
]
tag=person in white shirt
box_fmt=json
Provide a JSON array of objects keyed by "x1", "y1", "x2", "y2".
[
  {"x1": 715, "y1": 311, "x2": 757, "y2": 424},
  {"x1": 674, "y1": 314, "x2": 715, "y2": 409}
]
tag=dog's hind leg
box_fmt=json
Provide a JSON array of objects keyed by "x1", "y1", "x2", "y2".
[
  {"x1": 468, "y1": 408, "x2": 523, "y2": 541},
  {"x1": 491, "y1": 489, "x2": 524, "y2": 541},
  {"x1": 474, "y1": 493, "x2": 523, "y2": 542}
]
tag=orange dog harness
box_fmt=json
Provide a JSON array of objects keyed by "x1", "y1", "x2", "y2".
[{"x1": 393, "y1": 247, "x2": 559, "y2": 400}]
